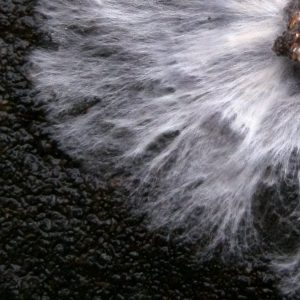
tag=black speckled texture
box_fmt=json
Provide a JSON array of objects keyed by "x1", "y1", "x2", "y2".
[{"x1": 0, "y1": 0, "x2": 289, "y2": 299}]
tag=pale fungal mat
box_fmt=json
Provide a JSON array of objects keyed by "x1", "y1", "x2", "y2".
[{"x1": 30, "y1": 0, "x2": 300, "y2": 297}]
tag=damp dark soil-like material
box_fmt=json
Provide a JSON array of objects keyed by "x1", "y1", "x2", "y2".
[{"x1": 0, "y1": 1, "x2": 291, "y2": 299}]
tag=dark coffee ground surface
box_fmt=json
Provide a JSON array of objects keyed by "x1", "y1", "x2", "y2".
[{"x1": 0, "y1": 1, "x2": 292, "y2": 299}]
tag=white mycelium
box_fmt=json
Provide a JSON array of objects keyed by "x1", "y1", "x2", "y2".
[{"x1": 30, "y1": 0, "x2": 300, "y2": 296}]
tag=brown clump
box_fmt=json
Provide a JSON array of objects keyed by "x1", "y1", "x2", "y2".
[{"x1": 273, "y1": 1, "x2": 300, "y2": 61}]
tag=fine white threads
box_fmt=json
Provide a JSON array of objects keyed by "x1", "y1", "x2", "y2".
[{"x1": 30, "y1": 0, "x2": 300, "y2": 296}]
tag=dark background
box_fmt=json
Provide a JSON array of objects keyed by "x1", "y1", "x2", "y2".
[{"x1": 0, "y1": 0, "x2": 290, "y2": 299}]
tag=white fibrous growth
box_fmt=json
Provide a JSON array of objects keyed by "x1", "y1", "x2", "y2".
[{"x1": 30, "y1": 0, "x2": 300, "y2": 296}]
